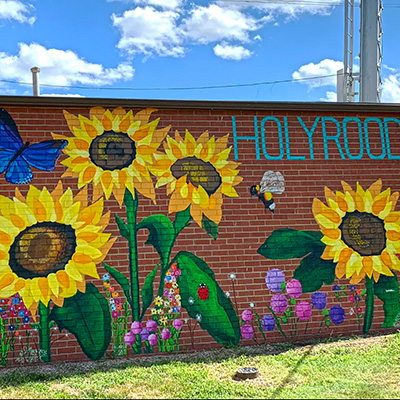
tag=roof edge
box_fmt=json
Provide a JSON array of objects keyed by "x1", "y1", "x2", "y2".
[{"x1": 0, "y1": 95, "x2": 399, "y2": 113}]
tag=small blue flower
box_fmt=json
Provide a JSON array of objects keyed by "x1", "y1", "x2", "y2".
[
  {"x1": 19, "y1": 310, "x2": 25, "y2": 317},
  {"x1": 350, "y1": 285, "x2": 355, "y2": 292},
  {"x1": 173, "y1": 307, "x2": 178, "y2": 313},
  {"x1": 332, "y1": 285, "x2": 340, "y2": 291},
  {"x1": 12, "y1": 297, "x2": 19, "y2": 305},
  {"x1": 110, "y1": 304, "x2": 117, "y2": 311},
  {"x1": 166, "y1": 276, "x2": 172, "y2": 282},
  {"x1": 23, "y1": 316, "x2": 30, "y2": 323},
  {"x1": 354, "y1": 295, "x2": 361, "y2": 302},
  {"x1": 0, "y1": 308, "x2": 3, "y2": 313},
  {"x1": 102, "y1": 273, "x2": 110, "y2": 281},
  {"x1": 8, "y1": 324, "x2": 15, "y2": 331}
]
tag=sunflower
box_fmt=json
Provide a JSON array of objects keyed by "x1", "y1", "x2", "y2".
[
  {"x1": 151, "y1": 130, "x2": 242, "y2": 226},
  {"x1": 0, "y1": 182, "x2": 116, "y2": 316},
  {"x1": 53, "y1": 107, "x2": 170, "y2": 206},
  {"x1": 313, "y1": 179, "x2": 400, "y2": 284}
]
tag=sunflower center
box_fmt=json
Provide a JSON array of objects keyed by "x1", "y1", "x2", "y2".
[
  {"x1": 340, "y1": 211, "x2": 386, "y2": 256},
  {"x1": 9, "y1": 222, "x2": 76, "y2": 279},
  {"x1": 171, "y1": 157, "x2": 222, "y2": 195},
  {"x1": 89, "y1": 131, "x2": 136, "y2": 170}
]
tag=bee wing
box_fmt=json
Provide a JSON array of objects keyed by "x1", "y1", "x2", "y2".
[{"x1": 259, "y1": 171, "x2": 285, "y2": 194}]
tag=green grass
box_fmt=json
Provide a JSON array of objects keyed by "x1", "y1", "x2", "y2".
[{"x1": 1, "y1": 333, "x2": 400, "y2": 399}]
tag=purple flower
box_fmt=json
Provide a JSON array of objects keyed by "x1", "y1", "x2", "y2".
[
  {"x1": 241, "y1": 324, "x2": 254, "y2": 339},
  {"x1": 270, "y1": 294, "x2": 288, "y2": 314},
  {"x1": 173, "y1": 319, "x2": 182, "y2": 330},
  {"x1": 265, "y1": 268, "x2": 285, "y2": 293},
  {"x1": 286, "y1": 279, "x2": 302, "y2": 299},
  {"x1": 161, "y1": 328, "x2": 171, "y2": 340},
  {"x1": 140, "y1": 328, "x2": 150, "y2": 342},
  {"x1": 131, "y1": 321, "x2": 143, "y2": 335},
  {"x1": 124, "y1": 331, "x2": 136, "y2": 346},
  {"x1": 296, "y1": 301, "x2": 312, "y2": 321},
  {"x1": 241, "y1": 309, "x2": 253, "y2": 322},
  {"x1": 261, "y1": 315, "x2": 275, "y2": 331},
  {"x1": 329, "y1": 305, "x2": 345, "y2": 325},
  {"x1": 148, "y1": 334, "x2": 158, "y2": 346},
  {"x1": 311, "y1": 292, "x2": 327, "y2": 310},
  {"x1": 146, "y1": 320, "x2": 158, "y2": 332}
]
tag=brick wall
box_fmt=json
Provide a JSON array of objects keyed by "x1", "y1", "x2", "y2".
[{"x1": 0, "y1": 96, "x2": 399, "y2": 365}]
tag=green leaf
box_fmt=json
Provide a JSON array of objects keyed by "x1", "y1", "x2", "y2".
[
  {"x1": 280, "y1": 281, "x2": 286, "y2": 291},
  {"x1": 137, "y1": 215, "x2": 175, "y2": 268},
  {"x1": 49, "y1": 283, "x2": 111, "y2": 361},
  {"x1": 374, "y1": 274, "x2": 400, "y2": 328},
  {"x1": 174, "y1": 207, "x2": 192, "y2": 236},
  {"x1": 115, "y1": 214, "x2": 129, "y2": 239},
  {"x1": 290, "y1": 298, "x2": 297, "y2": 305},
  {"x1": 175, "y1": 251, "x2": 240, "y2": 346},
  {"x1": 361, "y1": 289, "x2": 367, "y2": 296},
  {"x1": 103, "y1": 262, "x2": 132, "y2": 306},
  {"x1": 202, "y1": 214, "x2": 218, "y2": 240},
  {"x1": 325, "y1": 319, "x2": 331, "y2": 327},
  {"x1": 322, "y1": 309, "x2": 329, "y2": 316},
  {"x1": 140, "y1": 264, "x2": 159, "y2": 319},
  {"x1": 285, "y1": 309, "x2": 291, "y2": 317},
  {"x1": 340, "y1": 285, "x2": 346, "y2": 290},
  {"x1": 293, "y1": 251, "x2": 336, "y2": 293},
  {"x1": 257, "y1": 229, "x2": 324, "y2": 260},
  {"x1": 280, "y1": 317, "x2": 288, "y2": 324}
]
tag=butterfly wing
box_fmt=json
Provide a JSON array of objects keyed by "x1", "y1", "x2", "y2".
[
  {"x1": 259, "y1": 171, "x2": 285, "y2": 194},
  {"x1": 22, "y1": 140, "x2": 68, "y2": 171},
  {"x1": 0, "y1": 150, "x2": 16, "y2": 175},
  {"x1": 5, "y1": 156, "x2": 33, "y2": 184},
  {"x1": 0, "y1": 108, "x2": 23, "y2": 152}
]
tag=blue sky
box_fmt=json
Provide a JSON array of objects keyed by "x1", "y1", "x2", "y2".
[{"x1": 0, "y1": 0, "x2": 399, "y2": 102}]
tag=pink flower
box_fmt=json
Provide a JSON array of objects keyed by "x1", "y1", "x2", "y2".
[
  {"x1": 356, "y1": 307, "x2": 362, "y2": 313},
  {"x1": 286, "y1": 279, "x2": 302, "y2": 299},
  {"x1": 241, "y1": 324, "x2": 254, "y2": 339},
  {"x1": 241, "y1": 309, "x2": 253, "y2": 322},
  {"x1": 270, "y1": 294, "x2": 288, "y2": 314},
  {"x1": 131, "y1": 321, "x2": 143, "y2": 335},
  {"x1": 349, "y1": 296, "x2": 355, "y2": 303},
  {"x1": 124, "y1": 331, "x2": 136, "y2": 346},
  {"x1": 161, "y1": 328, "x2": 171, "y2": 340},
  {"x1": 296, "y1": 301, "x2": 312, "y2": 321},
  {"x1": 111, "y1": 311, "x2": 119, "y2": 319},
  {"x1": 173, "y1": 319, "x2": 182, "y2": 330},
  {"x1": 148, "y1": 333, "x2": 158, "y2": 346},
  {"x1": 146, "y1": 320, "x2": 158, "y2": 332}
]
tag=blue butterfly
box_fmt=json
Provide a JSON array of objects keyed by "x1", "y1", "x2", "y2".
[{"x1": 0, "y1": 108, "x2": 67, "y2": 184}]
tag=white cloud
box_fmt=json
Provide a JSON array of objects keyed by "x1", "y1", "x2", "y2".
[
  {"x1": 320, "y1": 91, "x2": 337, "y2": 102},
  {"x1": 133, "y1": 0, "x2": 183, "y2": 10},
  {"x1": 213, "y1": 42, "x2": 252, "y2": 61},
  {"x1": 292, "y1": 59, "x2": 343, "y2": 88},
  {"x1": 182, "y1": 4, "x2": 266, "y2": 44},
  {"x1": 42, "y1": 93, "x2": 84, "y2": 97},
  {"x1": 112, "y1": 6, "x2": 184, "y2": 57},
  {"x1": 0, "y1": 43, "x2": 135, "y2": 87},
  {"x1": 0, "y1": 0, "x2": 35, "y2": 24},
  {"x1": 381, "y1": 75, "x2": 400, "y2": 103}
]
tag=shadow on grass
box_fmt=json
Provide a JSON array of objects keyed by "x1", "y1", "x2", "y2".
[{"x1": 0, "y1": 331, "x2": 396, "y2": 390}]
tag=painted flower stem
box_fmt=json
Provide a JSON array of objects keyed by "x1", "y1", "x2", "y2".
[
  {"x1": 363, "y1": 277, "x2": 374, "y2": 334},
  {"x1": 124, "y1": 189, "x2": 140, "y2": 322},
  {"x1": 38, "y1": 302, "x2": 51, "y2": 362},
  {"x1": 267, "y1": 306, "x2": 286, "y2": 337}
]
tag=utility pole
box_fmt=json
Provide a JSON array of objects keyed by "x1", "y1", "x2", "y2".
[
  {"x1": 30, "y1": 66, "x2": 40, "y2": 96},
  {"x1": 359, "y1": 0, "x2": 383, "y2": 102}
]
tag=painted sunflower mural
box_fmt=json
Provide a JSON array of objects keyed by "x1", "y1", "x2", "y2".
[
  {"x1": 0, "y1": 182, "x2": 115, "y2": 361},
  {"x1": 151, "y1": 131, "x2": 242, "y2": 227},
  {"x1": 258, "y1": 179, "x2": 400, "y2": 334},
  {"x1": 53, "y1": 107, "x2": 170, "y2": 206},
  {"x1": 55, "y1": 107, "x2": 242, "y2": 355}
]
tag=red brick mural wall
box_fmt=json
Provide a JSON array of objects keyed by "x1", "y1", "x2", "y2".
[{"x1": 0, "y1": 97, "x2": 399, "y2": 365}]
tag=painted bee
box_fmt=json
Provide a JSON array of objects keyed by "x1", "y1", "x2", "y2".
[{"x1": 250, "y1": 171, "x2": 285, "y2": 213}]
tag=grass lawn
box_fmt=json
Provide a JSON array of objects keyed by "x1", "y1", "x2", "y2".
[{"x1": 1, "y1": 333, "x2": 400, "y2": 399}]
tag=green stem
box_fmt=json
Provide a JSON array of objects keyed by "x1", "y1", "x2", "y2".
[
  {"x1": 124, "y1": 189, "x2": 140, "y2": 322},
  {"x1": 363, "y1": 277, "x2": 374, "y2": 334},
  {"x1": 254, "y1": 311, "x2": 267, "y2": 341},
  {"x1": 267, "y1": 306, "x2": 286, "y2": 337},
  {"x1": 38, "y1": 302, "x2": 51, "y2": 363}
]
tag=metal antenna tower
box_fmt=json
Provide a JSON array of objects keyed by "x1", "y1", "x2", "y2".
[{"x1": 338, "y1": 0, "x2": 383, "y2": 103}]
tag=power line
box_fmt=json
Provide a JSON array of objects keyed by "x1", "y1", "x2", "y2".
[{"x1": 0, "y1": 73, "x2": 341, "y2": 92}]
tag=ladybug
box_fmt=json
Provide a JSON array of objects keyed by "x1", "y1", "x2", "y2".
[{"x1": 197, "y1": 283, "x2": 209, "y2": 301}]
